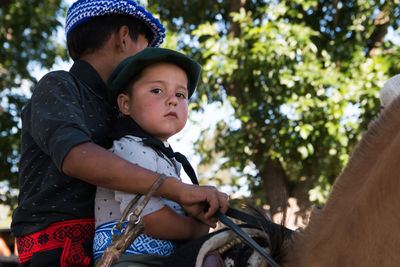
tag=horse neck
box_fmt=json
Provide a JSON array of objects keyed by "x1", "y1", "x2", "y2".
[{"x1": 283, "y1": 97, "x2": 400, "y2": 267}]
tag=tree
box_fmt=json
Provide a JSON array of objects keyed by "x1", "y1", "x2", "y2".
[
  {"x1": 149, "y1": 0, "x2": 400, "y2": 221},
  {"x1": 1, "y1": 0, "x2": 399, "y2": 225},
  {"x1": 0, "y1": 0, "x2": 67, "y2": 206}
]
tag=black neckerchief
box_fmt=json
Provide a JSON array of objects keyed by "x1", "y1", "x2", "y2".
[{"x1": 109, "y1": 115, "x2": 199, "y2": 185}]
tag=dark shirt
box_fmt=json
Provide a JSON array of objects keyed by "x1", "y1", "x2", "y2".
[{"x1": 11, "y1": 60, "x2": 114, "y2": 237}]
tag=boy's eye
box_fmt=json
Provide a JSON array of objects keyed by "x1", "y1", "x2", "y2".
[
  {"x1": 176, "y1": 92, "x2": 187, "y2": 99},
  {"x1": 151, "y1": 88, "x2": 162, "y2": 94}
]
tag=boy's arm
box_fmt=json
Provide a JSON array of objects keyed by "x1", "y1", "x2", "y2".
[
  {"x1": 62, "y1": 142, "x2": 229, "y2": 227},
  {"x1": 141, "y1": 206, "x2": 210, "y2": 241}
]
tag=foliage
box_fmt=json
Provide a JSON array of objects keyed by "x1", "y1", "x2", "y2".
[
  {"x1": 149, "y1": 0, "x2": 400, "y2": 215},
  {"x1": 1, "y1": 0, "x2": 400, "y2": 220},
  {"x1": 0, "y1": 0, "x2": 67, "y2": 206}
]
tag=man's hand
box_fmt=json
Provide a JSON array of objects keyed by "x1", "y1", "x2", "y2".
[{"x1": 179, "y1": 185, "x2": 229, "y2": 227}]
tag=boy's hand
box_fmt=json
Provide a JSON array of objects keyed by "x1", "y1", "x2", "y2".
[
  {"x1": 180, "y1": 202, "x2": 217, "y2": 227},
  {"x1": 193, "y1": 220, "x2": 211, "y2": 239},
  {"x1": 179, "y1": 185, "x2": 229, "y2": 227}
]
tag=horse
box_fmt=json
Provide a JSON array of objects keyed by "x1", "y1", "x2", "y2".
[
  {"x1": 281, "y1": 92, "x2": 400, "y2": 266},
  {"x1": 278, "y1": 92, "x2": 400, "y2": 266},
  {"x1": 162, "y1": 92, "x2": 400, "y2": 266}
]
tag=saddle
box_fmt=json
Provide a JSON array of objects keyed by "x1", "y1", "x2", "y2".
[
  {"x1": 161, "y1": 209, "x2": 292, "y2": 267},
  {"x1": 96, "y1": 174, "x2": 290, "y2": 267}
]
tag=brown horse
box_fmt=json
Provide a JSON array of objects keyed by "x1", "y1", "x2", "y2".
[
  {"x1": 282, "y1": 93, "x2": 400, "y2": 266},
  {"x1": 162, "y1": 94, "x2": 400, "y2": 267},
  {"x1": 190, "y1": 94, "x2": 400, "y2": 267}
]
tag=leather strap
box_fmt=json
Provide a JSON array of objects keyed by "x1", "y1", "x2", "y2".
[
  {"x1": 97, "y1": 174, "x2": 167, "y2": 267},
  {"x1": 215, "y1": 209, "x2": 281, "y2": 267},
  {"x1": 225, "y1": 208, "x2": 292, "y2": 245}
]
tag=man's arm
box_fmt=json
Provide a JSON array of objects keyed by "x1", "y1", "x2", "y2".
[{"x1": 62, "y1": 142, "x2": 229, "y2": 227}]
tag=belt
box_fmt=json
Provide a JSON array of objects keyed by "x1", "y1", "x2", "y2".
[{"x1": 16, "y1": 219, "x2": 94, "y2": 267}]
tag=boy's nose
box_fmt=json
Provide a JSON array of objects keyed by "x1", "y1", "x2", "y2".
[{"x1": 167, "y1": 94, "x2": 178, "y2": 106}]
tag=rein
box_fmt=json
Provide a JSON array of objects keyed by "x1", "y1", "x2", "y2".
[
  {"x1": 97, "y1": 174, "x2": 167, "y2": 267},
  {"x1": 215, "y1": 208, "x2": 282, "y2": 267},
  {"x1": 96, "y1": 167, "x2": 284, "y2": 267}
]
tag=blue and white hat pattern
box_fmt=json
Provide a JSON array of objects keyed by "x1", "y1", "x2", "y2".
[{"x1": 65, "y1": 0, "x2": 166, "y2": 47}]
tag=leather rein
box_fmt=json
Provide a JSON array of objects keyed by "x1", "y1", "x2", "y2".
[
  {"x1": 215, "y1": 208, "x2": 281, "y2": 267},
  {"x1": 97, "y1": 173, "x2": 283, "y2": 267}
]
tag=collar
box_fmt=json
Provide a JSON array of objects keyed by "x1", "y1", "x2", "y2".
[
  {"x1": 109, "y1": 116, "x2": 199, "y2": 185},
  {"x1": 69, "y1": 60, "x2": 108, "y2": 101},
  {"x1": 162, "y1": 140, "x2": 170, "y2": 148}
]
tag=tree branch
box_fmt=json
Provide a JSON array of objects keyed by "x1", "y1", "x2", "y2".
[
  {"x1": 367, "y1": 9, "x2": 390, "y2": 56},
  {"x1": 228, "y1": 0, "x2": 245, "y2": 37}
]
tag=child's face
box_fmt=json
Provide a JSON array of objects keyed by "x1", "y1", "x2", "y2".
[{"x1": 118, "y1": 62, "x2": 189, "y2": 141}]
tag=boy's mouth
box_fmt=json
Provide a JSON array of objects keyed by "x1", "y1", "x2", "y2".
[{"x1": 165, "y1": 112, "x2": 177, "y2": 118}]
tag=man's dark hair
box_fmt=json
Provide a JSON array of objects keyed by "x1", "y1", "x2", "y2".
[{"x1": 67, "y1": 14, "x2": 153, "y2": 60}]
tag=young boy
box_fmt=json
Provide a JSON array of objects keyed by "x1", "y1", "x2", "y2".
[
  {"x1": 93, "y1": 47, "x2": 210, "y2": 265},
  {"x1": 11, "y1": 1, "x2": 228, "y2": 266}
]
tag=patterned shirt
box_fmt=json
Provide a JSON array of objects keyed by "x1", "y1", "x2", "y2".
[
  {"x1": 93, "y1": 136, "x2": 184, "y2": 259},
  {"x1": 11, "y1": 60, "x2": 114, "y2": 237},
  {"x1": 95, "y1": 135, "x2": 184, "y2": 227}
]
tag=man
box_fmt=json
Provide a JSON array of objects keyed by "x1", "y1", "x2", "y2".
[{"x1": 11, "y1": 1, "x2": 228, "y2": 266}]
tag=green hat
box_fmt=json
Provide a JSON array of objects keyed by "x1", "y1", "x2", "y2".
[{"x1": 107, "y1": 47, "x2": 201, "y2": 102}]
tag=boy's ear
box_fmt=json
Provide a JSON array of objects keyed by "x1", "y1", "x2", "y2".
[
  {"x1": 117, "y1": 93, "x2": 131, "y2": 116},
  {"x1": 115, "y1": 25, "x2": 130, "y2": 52}
]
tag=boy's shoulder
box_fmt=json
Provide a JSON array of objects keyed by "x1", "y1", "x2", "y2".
[
  {"x1": 35, "y1": 70, "x2": 76, "y2": 89},
  {"x1": 39, "y1": 70, "x2": 76, "y2": 83},
  {"x1": 33, "y1": 70, "x2": 88, "y2": 96},
  {"x1": 111, "y1": 135, "x2": 148, "y2": 150},
  {"x1": 111, "y1": 135, "x2": 159, "y2": 156},
  {"x1": 110, "y1": 135, "x2": 160, "y2": 171}
]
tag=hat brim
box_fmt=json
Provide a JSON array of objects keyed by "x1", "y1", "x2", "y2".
[{"x1": 107, "y1": 47, "x2": 201, "y2": 102}]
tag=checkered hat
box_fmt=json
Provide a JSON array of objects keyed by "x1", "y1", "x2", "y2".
[{"x1": 65, "y1": 0, "x2": 166, "y2": 47}]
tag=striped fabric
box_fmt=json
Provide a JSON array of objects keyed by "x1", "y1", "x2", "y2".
[
  {"x1": 93, "y1": 221, "x2": 177, "y2": 260},
  {"x1": 65, "y1": 0, "x2": 165, "y2": 47}
]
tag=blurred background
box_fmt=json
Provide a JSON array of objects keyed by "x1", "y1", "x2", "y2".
[{"x1": 0, "y1": 2, "x2": 399, "y2": 257}]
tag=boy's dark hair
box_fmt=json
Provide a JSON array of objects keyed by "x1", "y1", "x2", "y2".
[
  {"x1": 119, "y1": 71, "x2": 142, "y2": 97},
  {"x1": 67, "y1": 14, "x2": 153, "y2": 60}
]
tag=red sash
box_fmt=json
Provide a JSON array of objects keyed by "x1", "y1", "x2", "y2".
[{"x1": 16, "y1": 219, "x2": 94, "y2": 267}]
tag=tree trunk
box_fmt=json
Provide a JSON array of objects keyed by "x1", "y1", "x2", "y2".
[
  {"x1": 258, "y1": 158, "x2": 288, "y2": 217},
  {"x1": 228, "y1": 0, "x2": 245, "y2": 37},
  {"x1": 291, "y1": 176, "x2": 313, "y2": 224},
  {"x1": 367, "y1": 9, "x2": 390, "y2": 56}
]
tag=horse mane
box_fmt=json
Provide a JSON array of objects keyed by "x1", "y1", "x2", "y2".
[
  {"x1": 320, "y1": 94, "x2": 400, "y2": 210},
  {"x1": 243, "y1": 206, "x2": 293, "y2": 264},
  {"x1": 283, "y1": 93, "x2": 400, "y2": 265}
]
